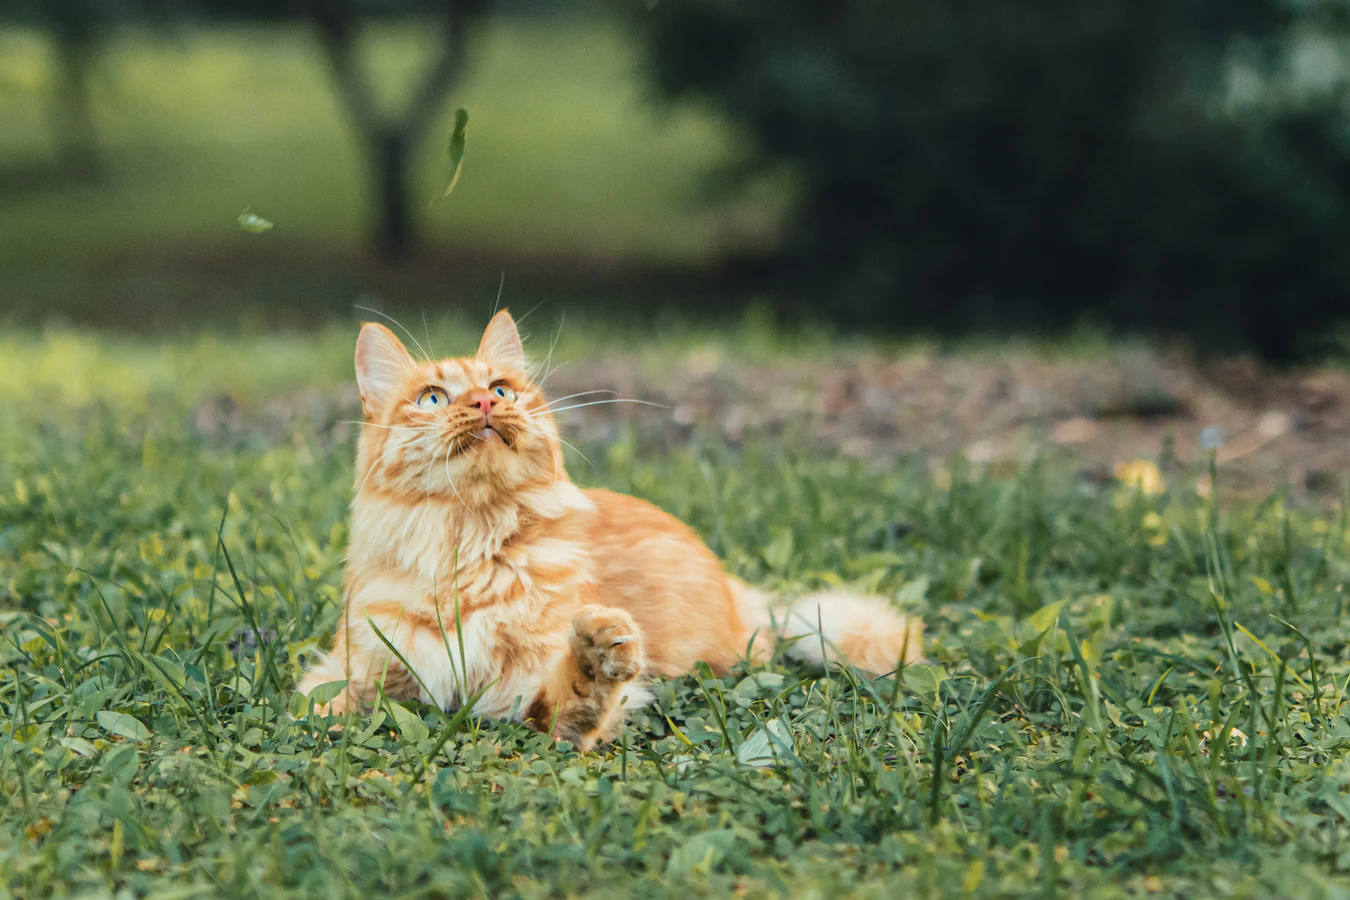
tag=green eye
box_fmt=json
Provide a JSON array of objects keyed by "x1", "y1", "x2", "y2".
[
  {"x1": 417, "y1": 388, "x2": 450, "y2": 410},
  {"x1": 492, "y1": 384, "x2": 517, "y2": 401}
]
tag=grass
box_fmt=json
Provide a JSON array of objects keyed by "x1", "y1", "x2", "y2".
[
  {"x1": 0, "y1": 15, "x2": 784, "y2": 272},
  {"x1": 5, "y1": 324, "x2": 1350, "y2": 898}
]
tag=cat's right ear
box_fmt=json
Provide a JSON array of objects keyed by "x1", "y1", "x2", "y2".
[{"x1": 355, "y1": 323, "x2": 414, "y2": 416}]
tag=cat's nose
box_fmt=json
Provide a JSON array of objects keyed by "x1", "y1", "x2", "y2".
[{"x1": 464, "y1": 389, "x2": 496, "y2": 417}]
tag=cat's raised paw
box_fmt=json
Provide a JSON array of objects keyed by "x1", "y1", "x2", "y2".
[{"x1": 570, "y1": 605, "x2": 643, "y2": 682}]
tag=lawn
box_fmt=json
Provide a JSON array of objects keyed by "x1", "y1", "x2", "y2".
[{"x1": 3, "y1": 323, "x2": 1350, "y2": 898}]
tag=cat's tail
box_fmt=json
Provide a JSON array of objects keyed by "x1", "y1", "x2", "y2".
[{"x1": 728, "y1": 577, "x2": 923, "y2": 675}]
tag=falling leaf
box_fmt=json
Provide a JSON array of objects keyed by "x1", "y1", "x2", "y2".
[
  {"x1": 439, "y1": 108, "x2": 469, "y2": 200},
  {"x1": 237, "y1": 209, "x2": 274, "y2": 234}
]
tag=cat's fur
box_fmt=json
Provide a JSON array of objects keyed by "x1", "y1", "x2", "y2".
[{"x1": 295, "y1": 312, "x2": 923, "y2": 749}]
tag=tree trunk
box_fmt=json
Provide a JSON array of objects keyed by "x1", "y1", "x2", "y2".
[
  {"x1": 372, "y1": 130, "x2": 413, "y2": 261},
  {"x1": 306, "y1": 0, "x2": 473, "y2": 262},
  {"x1": 51, "y1": 31, "x2": 100, "y2": 176}
]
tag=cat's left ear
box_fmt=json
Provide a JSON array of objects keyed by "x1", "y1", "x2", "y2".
[
  {"x1": 355, "y1": 322, "x2": 415, "y2": 416},
  {"x1": 477, "y1": 310, "x2": 526, "y2": 370}
]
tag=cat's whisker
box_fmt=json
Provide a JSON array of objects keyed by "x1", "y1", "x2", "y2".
[
  {"x1": 546, "y1": 399, "x2": 669, "y2": 415},
  {"x1": 423, "y1": 439, "x2": 438, "y2": 503},
  {"x1": 355, "y1": 434, "x2": 430, "y2": 495},
  {"x1": 531, "y1": 315, "x2": 566, "y2": 389},
  {"x1": 516, "y1": 419, "x2": 593, "y2": 469},
  {"x1": 554, "y1": 435, "x2": 593, "y2": 468},
  {"x1": 513, "y1": 299, "x2": 547, "y2": 328},
  {"x1": 491, "y1": 271, "x2": 505, "y2": 317},
  {"x1": 534, "y1": 358, "x2": 568, "y2": 393},
  {"x1": 443, "y1": 443, "x2": 479, "y2": 521},
  {"x1": 342, "y1": 421, "x2": 423, "y2": 431},
  {"x1": 421, "y1": 308, "x2": 436, "y2": 360},
  {"x1": 538, "y1": 390, "x2": 617, "y2": 410},
  {"x1": 353, "y1": 305, "x2": 434, "y2": 362}
]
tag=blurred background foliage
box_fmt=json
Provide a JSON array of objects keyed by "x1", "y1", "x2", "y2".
[{"x1": 3, "y1": 0, "x2": 1350, "y2": 357}]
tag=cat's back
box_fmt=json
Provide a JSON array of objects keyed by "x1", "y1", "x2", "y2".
[{"x1": 581, "y1": 488, "x2": 747, "y2": 676}]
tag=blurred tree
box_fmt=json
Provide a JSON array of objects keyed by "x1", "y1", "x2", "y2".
[
  {"x1": 43, "y1": 0, "x2": 101, "y2": 175},
  {"x1": 0, "y1": 0, "x2": 180, "y2": 174},
  {"x1": 630, "y1": 0, "x2": 1350, "y2": 359},
  {"x1": 4, "y1": 0, "x2": 481, "y2": 259},
  {"x1": 0, "y1": 0, "x2": 123, "y2": 174},
  {"x1": 302, "y1": 0, "x2": 484, "y2": 260}
]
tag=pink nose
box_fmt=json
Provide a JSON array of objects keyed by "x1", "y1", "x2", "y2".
[{"x1": 464, "y1": 390, "x2": 496, "y2": 416}]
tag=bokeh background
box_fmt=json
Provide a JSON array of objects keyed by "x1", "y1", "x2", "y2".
[
  {"x1": 8, "y1": 0, "x2": 1350, "y2": 347},
  {"x1": 7, "y1": 0, "x2": 1350, "y2": 495}
]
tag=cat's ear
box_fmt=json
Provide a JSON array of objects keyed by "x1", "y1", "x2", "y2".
[
  {"x1": 355, "y1": 323, "x2": 415, "y2": 415},
  {"x1": 477, "y1": 310, "x2": 526, "y2": 370}
]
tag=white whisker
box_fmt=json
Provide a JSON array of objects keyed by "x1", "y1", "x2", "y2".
[
  {"x1": 421, "y1": 308, "x2": 436, "y2": 359},
  {"x1": 355, "y1": 434, "x2": 431, "y2": 494},
  {"x1": 424, "y1": 438, "x2": 437, "y2": 503},
  {"x1": 354, "y1": 305, "x2": 433, "y2": 362},
  {"x1": 514, "y1": 299, "x2": 547, "y2": 328},
  {"x1": 554, "y1": 435, "x2": 593, "y2": 467},
  {"x1": 517, "y1": 418, "x2": 593, "y2": 469},
  {"x1": 533, "y1": 315, "x2": 565, "y2": 390},
  {"x1": 546, "y1": 399, "x2": 669, "y2": 415},
  {"x1": 534, "y1": 360, "x2": 570, "y2": 392},
  {"x1": 491, "y1": 271, "x2": 505, "y2": 317},
  {"x1": 443, "y1": 441, "x2": 478, "y2": 521},
  {"x1": 539, "y1": 390, "x2": 617, "y2": 410},
  {"x1": 340, "y1": 421, "x2": 423, "y2": 431}
]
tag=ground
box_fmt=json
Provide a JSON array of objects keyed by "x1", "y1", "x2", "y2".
[{"x1": 4, "y1": 321, "x2": 1350, "y2": 898}]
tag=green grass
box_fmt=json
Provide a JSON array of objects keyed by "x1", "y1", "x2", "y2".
[
  {"x1": 0, "y1": 15, "x2": 784, "y2": 271},
  {"x1": 5, "y1": 327, "x2": 1350, "y2": 898}
]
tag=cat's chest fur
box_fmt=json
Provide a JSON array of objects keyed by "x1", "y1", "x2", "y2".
[
  {"x1": 347, "y1": 484, "x2": 594, "y2": 592},
  {"x1": 342, "y1": 483, "x2": 596, "y2": 714}
]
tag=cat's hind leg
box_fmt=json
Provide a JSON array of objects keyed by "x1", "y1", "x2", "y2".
[{"x1": 524, "y1": 605, "x2": 644, "y2": 750}]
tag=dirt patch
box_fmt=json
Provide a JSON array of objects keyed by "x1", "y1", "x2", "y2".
[{"x1": 194, "y1": 347, "x2": 1350, "y2": 503}]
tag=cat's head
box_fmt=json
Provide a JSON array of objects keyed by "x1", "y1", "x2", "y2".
[{"x1": 352, "y1": 310, "x2": 563, "y2": 502}]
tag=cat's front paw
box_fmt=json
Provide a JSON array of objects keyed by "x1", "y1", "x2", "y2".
[{"x1": 570, "y1": 605, "x2": 643, "y2": 682}]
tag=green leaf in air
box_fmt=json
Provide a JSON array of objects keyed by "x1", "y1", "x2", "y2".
[
  {"x1": 440, "y1": 108, "x2": 469, "y2": 200},
  {"x1": 237, "y1": 209, "x2": 274, "y2": 234}
]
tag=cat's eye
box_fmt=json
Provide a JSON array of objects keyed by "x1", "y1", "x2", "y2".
[
  {"x1": 416, "y1": 387, "x2": 450, "y2": 410},
  {"x1": 492, "y1": 384, "x2": 517, "y2": 402}
]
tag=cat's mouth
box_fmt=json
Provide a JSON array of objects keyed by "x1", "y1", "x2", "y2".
[
  {"x1": 463, "y1": 423, "x2": 521, "y2": 453},
  {"x1": 474, "y1": 426, "x2": 506, "y2": 447},
  {"x1": 447, "y1": 418, "x2": 518, "y2": 456}
]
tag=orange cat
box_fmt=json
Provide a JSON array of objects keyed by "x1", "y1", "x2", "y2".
[{"x1": 295, "y1": 312, "x2": 922, "y2": 749}]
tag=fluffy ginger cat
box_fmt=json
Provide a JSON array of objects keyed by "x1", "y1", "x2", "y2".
[{"x1": 295, "y1": 311, "x2": 922, "y2": 749}]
